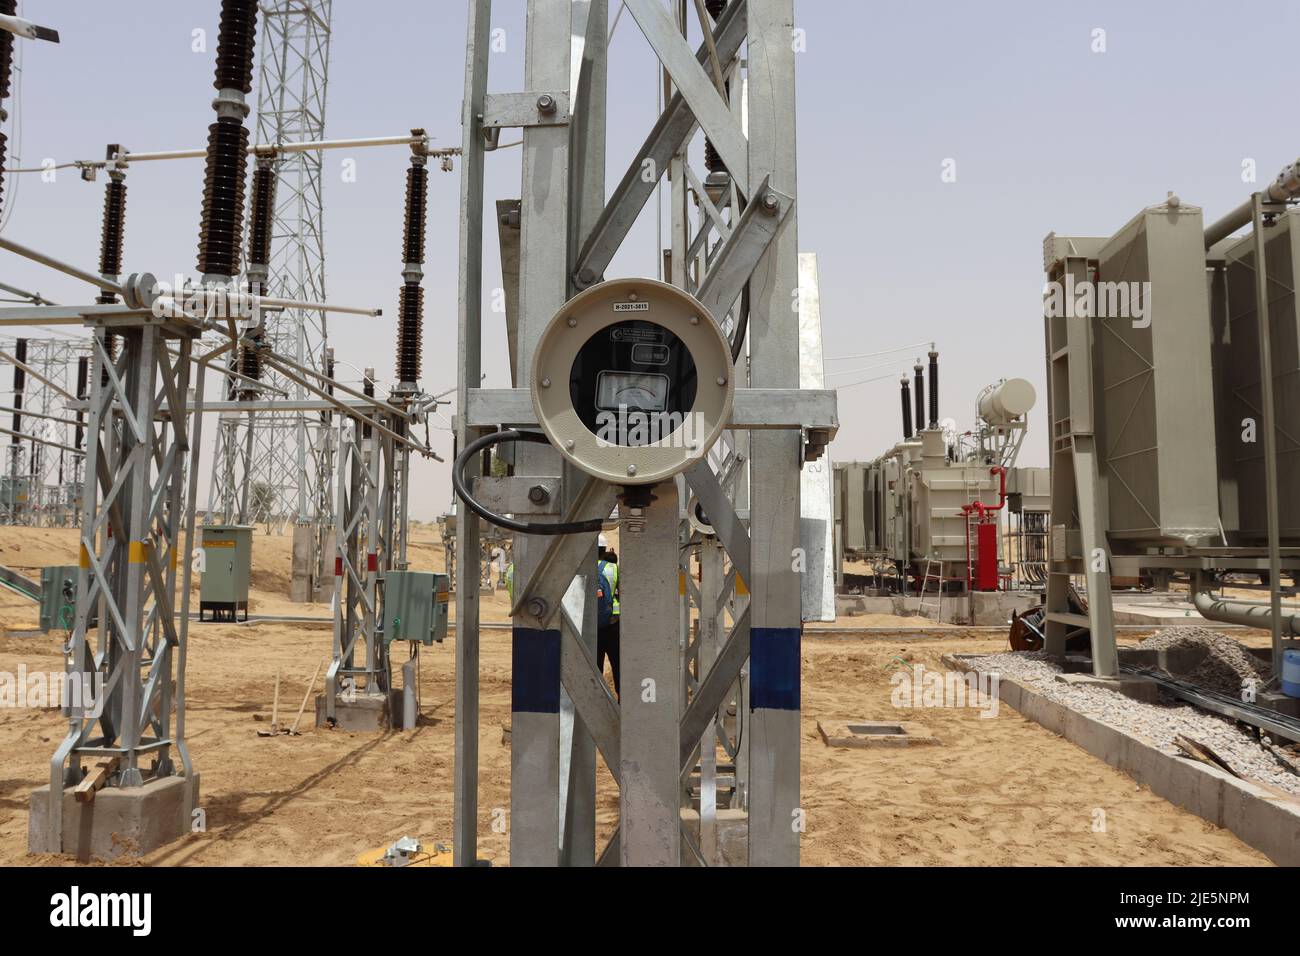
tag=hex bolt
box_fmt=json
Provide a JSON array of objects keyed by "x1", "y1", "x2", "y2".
[
  {"x1": 627, "y1": 464, "x2": 637, "y2": 476},
  {"x1": 565, "y1": 439, "x2": 575, "y2": 450},
  {"x1": 526, "y1": 596, "x2": 548, "y2": 619},
  {"x1": 541, "y1": 377, "x2": 551, "y2": 388},
  {"x1": 690, "y1": 315, "x2": 700, "y2": 325},
  {"x1": 716, "y1": 376, "x2": 727, "y2": 386},
  {"x1": 762, "y1": 192, "x2": 780, "y2": 213},
  {"x1": 567, "y1": 317, "x2": 578, "y2": 328},
  {"x1": 528, "y1": 484, "x2": 549, "y2": 505},
  {"x1": 537, "y1": 94, "x2": 557, "y2": 114}
]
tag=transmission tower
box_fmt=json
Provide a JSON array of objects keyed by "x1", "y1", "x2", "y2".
[{"x1": 209, "y1": 0, "x2": 332, "y2": 554}]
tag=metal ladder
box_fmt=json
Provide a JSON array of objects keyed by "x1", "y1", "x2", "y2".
[{"x1": 916, "y1": 559, "x2": 943, "y2": 621}]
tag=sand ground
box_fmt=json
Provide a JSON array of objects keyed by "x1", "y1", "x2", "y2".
[{"x1": 0, "y1": 526, "x2": 1271, "y2": 866}]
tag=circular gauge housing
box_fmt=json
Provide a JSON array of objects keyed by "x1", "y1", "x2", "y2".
[{"x1": 531, "y1": 278, "x2": 734, "y2": 485}]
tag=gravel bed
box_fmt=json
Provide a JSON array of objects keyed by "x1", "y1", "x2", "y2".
[
  {"x1": 1137, "y1": 625, "x2": 1271, "y2": 696},
  {"x1": 964, "y1": 651, "x2": 1300, "y2": 796}
]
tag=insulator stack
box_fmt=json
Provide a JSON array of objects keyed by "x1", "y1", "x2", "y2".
[
  {"x1": 196, "y1": 0, "x2": 259, "y2": 281},
  {"x1": 402, "y1": 163, "x2": 428, "y2": 266},
  {"x1": 11, "y1": 338, "x2": 25, "y2": 442},
  {"x1": 927, "y1": 349, "x2": 939, "y2": 430},
  {"x1": 92, "y1": 170, "x2": 129, "y2": 368},
  {"x1": 213, "y1": 0, "x2": 258, "y2": 92},
  {"x1": 704, "y1": 138, "x2": 724, "y2": 173},
  {"x1": 701, "y1": 1, "x2": 728, "y2": 175},
  {"x1": 913, "y1": 363, "x2": 925, "y2": 435},
  {"x1": 396, "y1": 159, "x2": 428, "y2": 386},
  {"x1": 900, "y1": 377, "x2": 913, "y2": 440},
  {"x1": 0, "y1": 1, "x2": 14, "y2": 101},
  {"x1": 197, "y1": 121, "x2": 251, "y2": 278},
  {"x1": 239, "y1": 337, "x2": 262, "y2": 382},
  {"x1": 397, "y1": 284, "x2": 423, "y2": 384},
  {"x1": 320, "y1": 348, "x2": 335, "y2": 423},
  {"x1": 0, "y1": 0, "x2": 14, "y2": 220},
  {"x1": 362, "y1": 370, "x2": 375, "y2": 439},
  {"x1": 247, "y1": 163, "x2": 276, "y2": 273},
  {"x1": 74, "y1": 357, "x2": 88, "y2": 451},
  {"x1": 0, "y1": 131, "x2": 7, "y2": 221},
  {"x1": 96, "y1": 177, "x2": 127, "y2": 305}
]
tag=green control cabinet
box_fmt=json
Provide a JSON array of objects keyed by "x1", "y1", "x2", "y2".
[
  {"x1": 382, "y1": 571, "x2": 449, "y2": 646},
  {"x1": 39, "y1": 565, "x2": 79, "y2": 633},
  {"x1": 199, "y1": 524, "x2": 253, "y2": 622}
]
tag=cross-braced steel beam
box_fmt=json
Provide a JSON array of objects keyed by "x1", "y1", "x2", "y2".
[{"x1": 46, "y1": 312, "x2": 197, "y2": 850}]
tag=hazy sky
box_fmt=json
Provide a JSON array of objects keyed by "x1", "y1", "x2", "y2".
[{"x1": 2, "y1": 1, "x2": 1297, "y2": 519}]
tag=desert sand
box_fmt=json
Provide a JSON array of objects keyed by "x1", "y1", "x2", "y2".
[{"x1": 0, "y1": 525, "x2": 1269, "y2": 866}]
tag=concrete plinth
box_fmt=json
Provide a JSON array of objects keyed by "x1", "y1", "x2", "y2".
[
  {"x1": 28, "y1": 773, "x2": 199, "y2": 862},
  {"x1": 679, "y1": 808, "x2": 748, "y2": 867},
  {"x1": 835, "y1": 591, "x2": 1038, "y2": 626},
  {"x1": 289, "y1": 524, "x2": 315, "y2": 604},
  {"x1": 1054, "y1": 672, "x2": 1161, "y2": 703},
  {"x1": 969, "y1": 591, "x2": 1038, "y2": 626},
  {"x1": 314, "y1": 692, "x2": 393, "y2": 731}
]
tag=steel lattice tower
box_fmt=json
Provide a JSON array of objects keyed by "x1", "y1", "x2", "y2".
[{"x1": 210, "y1": 0, "x2": 332, "y2": 534}]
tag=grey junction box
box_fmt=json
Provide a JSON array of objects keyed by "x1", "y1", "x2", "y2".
[
  {"x1": 199, "y1": 524, "x2": 253, "y2": 622},
  {"x1": 382, "y1": 571, "x2": 450, "y2": 646}
]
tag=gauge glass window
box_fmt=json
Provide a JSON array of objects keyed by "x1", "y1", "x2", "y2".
[{"x1": 596, "y1": 371, "x2": 670, "y2": 413}]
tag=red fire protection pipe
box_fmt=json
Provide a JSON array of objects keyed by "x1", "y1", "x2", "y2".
[{"x1": 961, "y1": 467, "x2": 1007, "y2": 591}]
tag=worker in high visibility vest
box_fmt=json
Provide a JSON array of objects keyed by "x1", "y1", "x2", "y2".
[{"x1": 596, "y1": 533, "x2": 620, "y2": 698}]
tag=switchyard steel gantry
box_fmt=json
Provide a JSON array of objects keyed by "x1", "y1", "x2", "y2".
[
  {"x1": 452, "y1": 0, "x2": 837, "y2": 866},
  {"x1": 0, "y1": 0, "x2": 445, "y2": 859}
]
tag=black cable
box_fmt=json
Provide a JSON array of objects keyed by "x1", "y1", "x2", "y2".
[{"x1": 453, "y1": 430, "x2": 605, "y2": 536}]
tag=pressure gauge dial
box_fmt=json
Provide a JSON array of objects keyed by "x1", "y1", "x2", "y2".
[{"x1": 531, "y1": 278, "x2": 734, "y2": 485}]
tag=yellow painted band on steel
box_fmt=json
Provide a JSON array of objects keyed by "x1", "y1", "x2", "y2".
[
  {"x1": 79, "y1": 544, "x2": 91, "y2": 569},
  {"x1": 678, "y1": 571, "x2": 686, "y2": 596},
  {"x1": 735, "y1": 574, "x2": 748, "y2": 596},
  {"x1": 129, "y1": 541, "x2": 149, "y2": 564}
]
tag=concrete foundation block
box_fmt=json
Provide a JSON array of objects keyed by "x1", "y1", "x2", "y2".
[
  {"x1": 679, "y1": 808, "x2": 748, "y2": 867},
  {"x1": 970, "y1": 591, "x2": 1039, "y2": 626},
  {"x1": 28, "y1": 773, "x2": 199, "y2": 862},
  {"x1": 314, "y1": 692, "x2": 392, "y2": 731},
  {"x1": 817, "y1": 717, "x2": 939, "y2": 748},
  {"x1": 289, "y1": 524, "x2": 315, "y2": 604}
]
